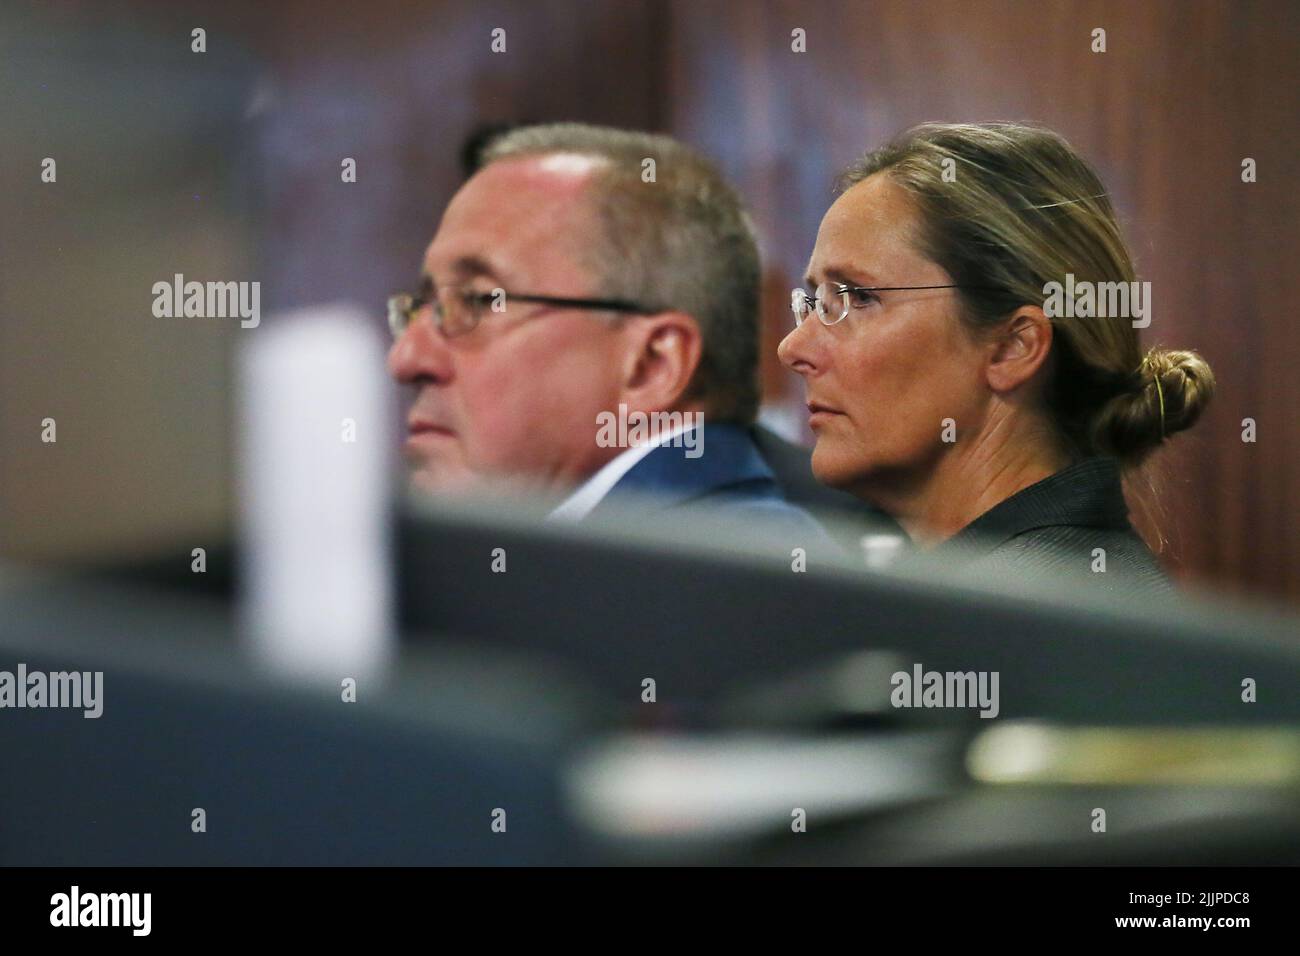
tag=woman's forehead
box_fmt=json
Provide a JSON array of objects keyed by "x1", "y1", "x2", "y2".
[
  {"x1": 825, "y1": 174, "x2": 917, "y2": 236},
  {"x1": 810, "y1": 175, "x2": 927, "y2": 278}
]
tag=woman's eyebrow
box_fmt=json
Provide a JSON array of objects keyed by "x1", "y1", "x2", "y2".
[{"x1": 821, "y1": 265, "x2": 882, "y2": 288}]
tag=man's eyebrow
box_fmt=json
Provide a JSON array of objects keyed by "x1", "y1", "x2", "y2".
[
  {"x1": 419, "y1": 255, "x2": 506, "y2": 293},
  {"x1": 451, "y1": 254, "x2": 504, "y2": 282}
]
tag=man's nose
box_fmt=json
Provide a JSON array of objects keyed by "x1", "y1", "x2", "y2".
[{"x1": 387, "y1": 312, "x2": 452, "y2": 385}]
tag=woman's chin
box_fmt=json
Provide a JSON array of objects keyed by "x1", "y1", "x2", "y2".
[{"x1": 810, "y1": 443, "x2": 871, "y2": 492}]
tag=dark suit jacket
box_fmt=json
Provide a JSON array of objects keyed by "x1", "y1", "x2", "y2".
[
  {"x1": 932, "y1": 457, "x2": 1173, "y2": 596},
  {"x1": 585, "y1": 423, "x2": 837, "y2": 551}
]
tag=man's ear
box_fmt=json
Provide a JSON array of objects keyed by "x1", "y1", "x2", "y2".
[
  {"x1": 619, "y1": 312, "x2": 704, "y2": 413},
  {"x1": 986, "y1": 305, "x2": 1053, "y2": 395}
]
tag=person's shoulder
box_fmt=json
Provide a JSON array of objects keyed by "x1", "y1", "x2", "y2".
[{"x1": 983, "y1": 524, "x2": 1174, "y2": 596}]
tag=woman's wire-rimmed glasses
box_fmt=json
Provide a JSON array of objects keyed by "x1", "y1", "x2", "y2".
[{"x1": 791, "y1": 281, "x2": 979, "y2": 327}]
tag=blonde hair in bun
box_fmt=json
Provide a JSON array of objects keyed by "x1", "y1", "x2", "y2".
[{"x1": 1091, "y1": 347, "x2": 1217, "y2": 466}]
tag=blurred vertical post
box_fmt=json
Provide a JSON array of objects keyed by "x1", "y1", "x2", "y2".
[{"x1": 238, "y1": 305, "x2": 395, "y2": 684}]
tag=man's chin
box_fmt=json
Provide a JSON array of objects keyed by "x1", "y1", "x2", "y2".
[
  {"x1": 405, "y1": 463, "x2": 555, "y2": 507},
  {"x1": 407, "y1": 465, "x2": 478, "y2": 497}
]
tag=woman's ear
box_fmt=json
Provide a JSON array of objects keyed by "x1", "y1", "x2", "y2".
[
  {"x1": 986, "y1": 305, "x2": 1053, "y2": 394},
  {"x1": 619, "y1": 312, "x2": 704, "y2": 413}
]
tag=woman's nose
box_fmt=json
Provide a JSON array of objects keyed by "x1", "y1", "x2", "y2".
[{"x1": 778, "y1": 319, "x2": 819, "y2": 375}]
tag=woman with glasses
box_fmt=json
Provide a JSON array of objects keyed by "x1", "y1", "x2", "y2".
[{"x1": 779, "y1": 122, "x2": 1215, "y2": 590}]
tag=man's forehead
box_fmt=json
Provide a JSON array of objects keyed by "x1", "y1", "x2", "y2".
[
  {"x1": 474, "y1": 151, "x2": 609, "y2": 197},
  {"x1": 425, "y1": 153, "x2": 607, "y2": 277},
  {"x1": 521, "y1": 150, "x2": 610, "y2": 180}
]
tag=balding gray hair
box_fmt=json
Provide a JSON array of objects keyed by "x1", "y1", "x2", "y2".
[{"x1": 481, "y1": 123, "x2": 761, "y2": 422}]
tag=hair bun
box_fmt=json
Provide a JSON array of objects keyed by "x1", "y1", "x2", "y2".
[{"x1": 1092, "y1": 348, "x2": 1216, "y2": 465}]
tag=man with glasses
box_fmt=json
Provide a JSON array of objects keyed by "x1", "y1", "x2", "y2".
[{"x1": 386, "y1": 122, "x2": 836, "y2": 537}]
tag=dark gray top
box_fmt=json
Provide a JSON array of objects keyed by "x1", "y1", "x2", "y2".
[{"x1": 931, "y1": 457, "x2": 1174, "y2": 597}]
